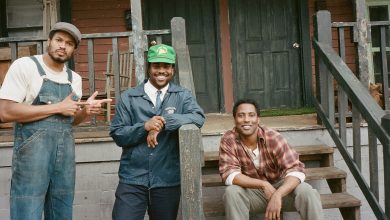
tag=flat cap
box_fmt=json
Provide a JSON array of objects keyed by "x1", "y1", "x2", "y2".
[{"x1": 50, "y1": 22, "x2": 82, "y2": 46}]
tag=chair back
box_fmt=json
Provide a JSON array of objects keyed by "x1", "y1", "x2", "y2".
[
  {"x1": 105, "y1": 50, "x2": 134, "y2": 122},
  {"x1": 106, "y1": 50, "x2": 133, "y2": 92}
]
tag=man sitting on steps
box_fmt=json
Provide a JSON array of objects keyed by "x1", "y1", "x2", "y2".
[{"x1": 219, "y1": 99, "x2": 324, "y2": 220}]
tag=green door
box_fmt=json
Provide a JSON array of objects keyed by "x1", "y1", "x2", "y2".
[
  {"x1": 143, "y1": 0, "x2": 220, "y2": 113},
  {"x1": 230, "y1": 0, "x2": 303, "y2": 109}
]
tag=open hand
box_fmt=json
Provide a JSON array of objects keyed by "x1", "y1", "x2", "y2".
[{"x1": 82, "y1": 91, "x2": 112, "y2": 115}]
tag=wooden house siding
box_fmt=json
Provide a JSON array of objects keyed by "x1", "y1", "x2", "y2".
[
  {"x1": 308, "y1": 0, "x2": 357, "y2": 95},
  {"x1": 71, "y1": 0, "x2": 131, "y2": 94}
]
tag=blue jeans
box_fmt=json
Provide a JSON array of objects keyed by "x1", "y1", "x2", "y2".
[
  {"x1": 10, "y1": 119, "x2": 75, "y2": 220},
  {"x1": 112, "y1": 183, "x2": 181, "y2": 220}
]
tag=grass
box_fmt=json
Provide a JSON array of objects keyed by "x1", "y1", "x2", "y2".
[{"x1": 260, "y1": 107, "x2": 316, "y2": 117}]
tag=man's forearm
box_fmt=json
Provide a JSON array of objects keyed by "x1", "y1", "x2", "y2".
[
  {"x1": 232, "y1": 173, "x2": 270, "y2": 189},
  {"x1": 274, "y1": 176, "x2": 300, "y2": 198},
  {"x1": 0, "y1": 100, "x2": 59, "y2": 123}
]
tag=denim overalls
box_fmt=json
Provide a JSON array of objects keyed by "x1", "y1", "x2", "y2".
[{"x1": 10, "y1": 56, "x2": 76, "y2": 220}]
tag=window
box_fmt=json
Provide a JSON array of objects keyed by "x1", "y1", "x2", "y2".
[
  {"x1": 6, "y1": 0, "x2": 43, "y2": 38},
  {"x1": 367, "y1": 0, "x2": 390, "y2": 84}
]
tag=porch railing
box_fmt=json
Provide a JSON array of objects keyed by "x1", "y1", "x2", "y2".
[
  {"x1": 314, "y1": 10, "x2": 390, "y2": 219},
  {"x1": 0, "y1": 17, "x2": 203, "y2": 219}
]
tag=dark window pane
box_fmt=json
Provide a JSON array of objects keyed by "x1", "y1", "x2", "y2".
[
  {"x1": 369, "y1": 5, "x2": 389, "y2": 47},
  {"x1": 373, "y1": 51, "x2": 390, "y2": 85}
]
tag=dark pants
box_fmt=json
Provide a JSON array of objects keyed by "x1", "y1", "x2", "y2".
[{"x1": 112, "y1": 183, "x2": 181, "y2": 220}]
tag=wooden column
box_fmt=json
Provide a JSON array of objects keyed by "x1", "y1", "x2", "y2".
[
  {"x1": 171, "y1": 17, "x2": 196, "y2": 96},
  {"x1": 178, "y1": 124, "x2": 204, "y2": 220},
  {"x1": 314, "y1": 11, "x2": 334, "y2": 126},
  {"x1": 131, "y1": 0, "x2": 146, "y2": 85},
  {"x1": 353, "y1": 0, "x2": 369, "y2": 88},
  {"x1": 42, "y1": 0, "x2": 58, "y2": 37}
]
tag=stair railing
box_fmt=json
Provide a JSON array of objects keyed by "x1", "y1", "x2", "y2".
[{"x1": 314, "y1": 10, "x2": 390, "y2": 220}]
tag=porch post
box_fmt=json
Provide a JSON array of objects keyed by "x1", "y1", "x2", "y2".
[
  {"x1": 314, "y1": 11, "x2": 334, "y2": 126},
  {"x1": 131, "y1": 0, "x2": 146, "y2": 85},
  {"x1": 353, "y1": 0, "x2": 370, "y2": 88},
  {"x1": 171, "y1": 17, "x2": 196, "y2": 96},
  {"x1": 42, "y1": 0, "x2": 58, "y2": 37},
  {"x1": 178, "y1": 124, "x2": 204, "y2": 220}
]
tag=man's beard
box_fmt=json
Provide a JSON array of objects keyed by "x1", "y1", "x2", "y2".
[{"x1": 47, "y1": 45, "x2": 72, "y2": 63}]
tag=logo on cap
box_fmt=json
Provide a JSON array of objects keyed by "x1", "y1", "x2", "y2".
[{"x1": 157, "y1": 46, "x2": 168, "y2": 55}]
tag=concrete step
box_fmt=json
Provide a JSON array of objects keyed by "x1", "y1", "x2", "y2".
[{"x1": 203, "y1": 192, "x2": 361, "y2": 218}]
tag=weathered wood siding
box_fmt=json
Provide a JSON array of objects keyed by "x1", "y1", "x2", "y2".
[
  {"x1": 309, "y1": 0, "x2": 357, "y2": 94},
  {"x1": 71, "y1": 0, "x2": 131, "y2": 94}
]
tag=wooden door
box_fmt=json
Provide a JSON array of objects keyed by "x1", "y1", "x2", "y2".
[
  {"x1": 230, "y1": 0, "x2": 303, "y2": 109},
  {"x1": 143, "y1": 0, "x2": 220, "y2": 113}
]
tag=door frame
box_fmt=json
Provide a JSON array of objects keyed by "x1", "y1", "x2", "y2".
[{"x1": 300, "y1": 0, "x2": 313, "y2": 106}]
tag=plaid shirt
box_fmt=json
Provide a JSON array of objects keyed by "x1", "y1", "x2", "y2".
[{"x1": 219, "y1": 125, "x2": 305, "y2": 184}]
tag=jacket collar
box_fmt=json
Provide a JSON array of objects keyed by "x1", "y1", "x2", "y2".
[{"x1": 126, "y1": 80, "x2": 184, "y2": 97}]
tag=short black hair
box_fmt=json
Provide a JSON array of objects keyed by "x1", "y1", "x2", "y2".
[{"x1": 233, "y1": 99, "x2": 261, "y2": 117}]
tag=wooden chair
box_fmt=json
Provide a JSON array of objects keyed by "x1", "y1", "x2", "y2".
[{"x1": 105, "y1": 50, "x2": 134, "y2": 122}]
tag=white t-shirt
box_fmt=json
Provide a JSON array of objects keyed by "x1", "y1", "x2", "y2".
[{"x1": 0, "y1": 55, "x2": 82, "y2": 104}]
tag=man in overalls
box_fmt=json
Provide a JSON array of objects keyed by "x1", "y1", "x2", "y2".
[{"x1": 0, "y1": 22, "x2": 111, "y2": 220}]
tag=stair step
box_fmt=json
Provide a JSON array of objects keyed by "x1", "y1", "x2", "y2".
[
  {"x1": 202, "y1": 167, "x2": 346, "y2": 187},
  {"x1": 204, "y1": 145, "x2": 334, "y2": 167},
  {"x1": 203, "y1": 192, "x2": 361, "y2": 217},
  {"x1": 321, "y1": 192, "x2": 361, "y2": 209}
]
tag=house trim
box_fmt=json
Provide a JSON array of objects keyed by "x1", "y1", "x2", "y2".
[
  {"x1": 218, "y1": 0, "x2": 234, "y2": 112},
  {"x1": 300, "y1": 0, "x2": 314, "y2": 106}
]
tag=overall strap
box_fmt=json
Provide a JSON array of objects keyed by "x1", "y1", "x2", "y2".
[
  {"x1": 66, "y1": 66, "x2": 73, "y2": 83},
  {"x1": 30, "y1": 56, "x2": 46, "y2": 77},
  {"x1": 30, "y1": 56, "x2": 73, "y2": 83}
]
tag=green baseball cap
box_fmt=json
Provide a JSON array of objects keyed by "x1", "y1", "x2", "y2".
[{"x1": 147, "y1": 44, "x2": 176, "y2": 64}]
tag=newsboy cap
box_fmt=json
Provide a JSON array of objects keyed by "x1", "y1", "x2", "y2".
[{"x1": 49, "y1": 22, "x2": 82, "y2": 46}]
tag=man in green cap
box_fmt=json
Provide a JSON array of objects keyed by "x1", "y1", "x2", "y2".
[{"x1": 110, "y1": 44, "x2": 205, "y2": 220}]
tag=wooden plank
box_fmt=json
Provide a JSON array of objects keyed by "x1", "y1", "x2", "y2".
[
  {"x1": 352, "y1": 105, "x2": 362, "y2": 170},
  {"x1": 368, "y1": 127, "x2": 379, "y2": 199},
  {"x1": 171, "y1": 17, "x2": 196, "y2": 96},
  {"x1": 131, "y1": 0, "x2": 145, "y2": 85},
  {"x1": 321, "y1": 193, "x2": 361, "y2": 209},
  {"x1": 87, "y1": 39, "x2": 96, "y2": 125},
  {"x1": 353, "y1": 0, "x2": 369, "y2": 88},
  {"x1": 203, "y1": 192, "x2": 360, "y2": 217},
  {"x1": 337, "y1": 27, "x2": 348, "y2": 146},
  {"x1": 380, "y1": 115, "x2": 390, "y2": 217},
  {"x1": 202, "y1": 167, "x2": 347, "y2": 187},
  {"x1": 179, "y1": 124, "x2": 204, "y2": 219},
  {"x1": 314, "y1": 11, "x2": 334, "y2": 126},
  {"x1": 380, "y1": 26, "x2": 389, "y2": 110}
]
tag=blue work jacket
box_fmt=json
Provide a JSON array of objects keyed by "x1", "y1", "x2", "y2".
[{"x1": 110, "y1": 82, "x2": 205, "y2": 188}]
